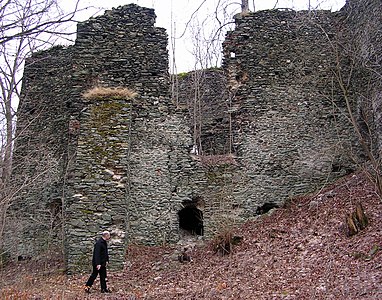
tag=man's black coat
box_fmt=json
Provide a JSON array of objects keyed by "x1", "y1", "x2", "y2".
[{"x1": 92, "y1": 237, "x2": 109, "y2": 267}]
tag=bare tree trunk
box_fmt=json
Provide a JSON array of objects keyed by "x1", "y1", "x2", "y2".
[
  {"x1": 0, "y1": 34, "x2": 23, "y2": 184},
  {"x1": 241, "y1": 0, "x2": 249, "y2": 13},
  {"x1": 0, "y1": 0, "x2": 81, "y2": 179},
  {"x1": 0, "y1": 0, "x2": 82, "y2": 258},
  {"x1": 2, "y1": 96, "x2": 13, "y2": 184}
]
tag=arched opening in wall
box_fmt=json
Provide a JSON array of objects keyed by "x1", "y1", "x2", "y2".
[{"x1": 178, "y1": 199, "x2": 204, "y2": 236}]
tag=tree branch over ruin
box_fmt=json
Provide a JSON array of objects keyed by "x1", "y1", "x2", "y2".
[
  {"x1": 0, "y1": 0, "x2": 83, "y2": 45},
  {"x1": 177, "y1": 0, "x2": 208, "y2": 39},
  {"x1": 0, "y1": 0, "x2": 87, "y2": 254},
  {"x1": 0, "y1": 0, "x2": 84, "y2": 183},
  {"x1": 314, "y1": 8, "x2": 382, "y2": 197}
]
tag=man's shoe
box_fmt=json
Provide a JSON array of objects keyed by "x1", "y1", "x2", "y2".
[
  {"x1": 101, "y1": 288, "x2": 111, "y2": 293},
  {"x1": 84, "y1": 286, "x2": 91, "y2": 293}
]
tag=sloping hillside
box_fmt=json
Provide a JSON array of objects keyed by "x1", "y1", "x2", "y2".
[{"x1": 1, "y1": 172, "x2": 381, "y2": 299}]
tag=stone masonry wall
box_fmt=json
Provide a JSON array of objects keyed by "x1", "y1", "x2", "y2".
[
  {"x1": 64, "y1": 5, "x2": 171, "y2": 272},
  {"x1": 10, "y1": 2, "x2": 376, "y2": 273},
  {"x1": 11, "y1": 4, "x2": 176, "y2": 272},
  {"x1": 176, "y1": 69, "x2": 230, "y2": 155},
  {"x1": 341, "y1": 0, "x2": 382, "y2": 155},
  {"x1": 11, "y1": 45, "x2": 75, "y2": 257},
  {"x1": 65, "y1": 96, "x2": 133, "y2": 271},
  {"x1": 221, "y1": 9, "x2": 360, "y2": 216}
]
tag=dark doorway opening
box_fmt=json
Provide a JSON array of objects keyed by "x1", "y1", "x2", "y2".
[
  {"x1": 256, "y1": 202, "x2": 279, "y2": 215},
  {"x1": 178, "y1": 205, "x2": 204, "y2": 236}
]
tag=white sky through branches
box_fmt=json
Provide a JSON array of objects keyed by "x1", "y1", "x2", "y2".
[{"x1": 67, "y1": 0, "x2": 346, "y2": 72}]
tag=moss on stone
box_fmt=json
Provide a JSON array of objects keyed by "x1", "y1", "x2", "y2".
[
  {"x1": 90, "y1": 101, "x2": 128, "y2": 136},
  {"x1": 81, "y1": 209, "x2": 94, "y2": 214},
  {"x1": 177, "y1": 72, "x2": 189, "y2": 79},
  {"x1": 87, "y1": 100, "x2": 130, "y2": 165},
  {"x1": 206, "y1": 165, "x2": 233, "y2": 184}
]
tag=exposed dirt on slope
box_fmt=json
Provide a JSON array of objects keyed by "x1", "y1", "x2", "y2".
[{"x1": 1, "y1": 172, "x2": 381, "y2": 299}]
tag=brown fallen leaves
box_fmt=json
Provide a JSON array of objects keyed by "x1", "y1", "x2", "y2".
[{"x1": 1, "y1": 172, "x2": 381, "y2": 299}]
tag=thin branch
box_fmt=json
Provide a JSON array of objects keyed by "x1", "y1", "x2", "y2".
[{"x1": 177, "y1": 0, "x2": 208, "y2": 39}]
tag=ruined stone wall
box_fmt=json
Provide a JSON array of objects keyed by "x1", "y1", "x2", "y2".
[
  {"x1": 176, "y1": 69, "x2": 230, "y2": 155},
  {"x1": 10, "y1": 2, "x2": 376, "y2": 273},
  {"x1": 11, "y1": 4, "x2": 179, "y2": 272},
  {"x1": 65, "y1": 95, "x2": 133, "y2": 271},
  {"x1": 341, "y1": 0, "x2": 382, "y2": 154},
  {"x1": 221, "y1": 9, "x2": 359, "y2": 215},
  {"x1": 11, "y1": 45, "x2": 75, "y2": 257},
  {"x1": 64, "y1": 5, "x2": 176, "y2": 272}
]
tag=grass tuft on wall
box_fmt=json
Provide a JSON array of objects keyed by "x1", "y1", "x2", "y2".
[{"x1": 83, "y1": 86, "x2": 137, "y2": 100}]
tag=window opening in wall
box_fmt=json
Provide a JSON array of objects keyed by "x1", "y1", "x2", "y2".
[{"x1": 178, "y1": 201, "x2": 204, "y2": 236}]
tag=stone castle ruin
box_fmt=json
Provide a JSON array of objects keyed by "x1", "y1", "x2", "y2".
[{"x1": 9, "y1": 0, "x2": 381, "y2": 272}]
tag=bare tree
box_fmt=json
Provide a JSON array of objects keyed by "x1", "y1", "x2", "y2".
[
  {"x1": 173, "y1": 0, "x2": 256, "y2": 155},
  {"x1": 0, "y1": 0, "x2": 82, "y2": 256},
  {"x1": 0, "y1": 0, "x2": 81, "y2": 45},
  {"x1": 0, "y1": 0, "x2": 80, "y2": 184}
]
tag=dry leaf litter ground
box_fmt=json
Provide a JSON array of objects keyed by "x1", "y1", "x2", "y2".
[{"x1": 1, "y1": 172, "x2": 381, "y2": 299}]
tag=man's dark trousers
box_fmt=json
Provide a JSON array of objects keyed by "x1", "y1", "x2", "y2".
[{"x1": 85, "y1": 265, "x2": 107, "y2": 291}]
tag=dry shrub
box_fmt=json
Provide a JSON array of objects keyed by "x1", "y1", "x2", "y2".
[
  {"x1": 211, "y1": 226, "x2": 243, "y2": 256},
  {"x1": 82, "y1": 86, "x2": 137, "y2": 100},
  {"x1": 345, "y1": 202, "x2": 369, "y2": 236}
]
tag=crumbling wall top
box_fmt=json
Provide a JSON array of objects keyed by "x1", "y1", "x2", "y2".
[{"x1": 79, "y1": 4, "x2": 156, "y2": 30}]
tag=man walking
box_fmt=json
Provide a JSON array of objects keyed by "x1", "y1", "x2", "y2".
[{"x1": 84, "y1": 231, "x2": 111, "y2": 293}]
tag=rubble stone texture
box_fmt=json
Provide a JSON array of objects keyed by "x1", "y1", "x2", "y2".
[
  {"x1": 10, "y1": 1, "x2": 380, "y2": 272},
  {"x1": 341, "y1": 0, "x2": 382, "y2": 155}
]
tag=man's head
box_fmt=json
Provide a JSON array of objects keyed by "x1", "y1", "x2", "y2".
[{"x1": 101, "y1": 231, "x2": 111, "y2": 241}]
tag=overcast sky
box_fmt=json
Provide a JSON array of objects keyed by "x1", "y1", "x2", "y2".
[{"x1": 68, "y1": 0, "x2": 346, "y2": 72}]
